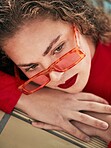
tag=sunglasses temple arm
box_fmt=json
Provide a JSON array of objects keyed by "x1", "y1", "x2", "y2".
[{"x1": 74, "y1": 27, "x2": 80, "y2": 48}]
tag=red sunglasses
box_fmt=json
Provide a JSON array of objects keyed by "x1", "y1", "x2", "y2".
[{"x1": 15, "y1": 28, "x2": 86, "y2": 95}]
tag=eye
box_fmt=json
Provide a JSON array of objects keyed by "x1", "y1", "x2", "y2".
[
  {"x1": 52, "y1": 42, "x2": 65, "y2": 55},
  {"x1": 25, "y1": 64, "x2": 39, "y2": 72}
]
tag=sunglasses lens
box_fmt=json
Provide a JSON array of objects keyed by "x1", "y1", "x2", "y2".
[
  {"x1": 55, "y1": 49, "x2": 84, "y2": 70},
  {"x1": 23, "y1": 75, "x2": 49, "y2": 92}
]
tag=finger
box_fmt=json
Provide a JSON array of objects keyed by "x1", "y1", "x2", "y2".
[
  {"x1": 69, "y1": 111, "x2": 108, "y2": 130},
  {"x1": 71, "y1": 121, "x2": 95, "y2": 136},
  {"x1": 32, "y1": 121, "x2": 62, "y2": 130},
  {"x1": 77, "y1": 93, "x2": 108, "y2": 104},
  {"x1": 77, "y1": 101, "x2": 111, "y2": 113},
  {"x1": 62, "y1": 121, "x2": 90, "y2": 142},
  {"x1": 72, "y1": 121, "x2": 111, "y2": 143}
]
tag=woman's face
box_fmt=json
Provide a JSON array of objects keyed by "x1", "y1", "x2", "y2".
[{"x1": 3, "y1": 19, "x2": 95, "y2": 93}]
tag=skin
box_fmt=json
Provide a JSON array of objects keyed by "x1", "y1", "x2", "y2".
[
  {"x1": 17, "y1": 89, "x2": 111, "y2": 143},
  {"x1": 2, "y1": 18, "x2": 111, "y2": 142},
  {"x1": 71, "y1": 112, "x2": 111, "y2": 143},
  {"x1": 3, "y1": 19, "x2": 93, "y2": 93}
]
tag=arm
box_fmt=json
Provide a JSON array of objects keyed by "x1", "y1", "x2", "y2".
[
  {"x1": 1, "y1": 71, "x2": 111, "y2": 142},
  {"x1": 15, "y1": 87, "x2": 111, "y2": 142},
  {"x1": 0, "y1": 71, "x2": 21, "y2": 113}
]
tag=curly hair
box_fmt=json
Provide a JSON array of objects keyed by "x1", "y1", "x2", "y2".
[
  {"x1": 0, "y1": 0, "x2": 111, "y2": 44},
  {"x1": 0, "y1": 0, "x2": 111, "y2": 75}
]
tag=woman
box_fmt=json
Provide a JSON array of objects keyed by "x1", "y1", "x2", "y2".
[{"x1": 0, "y1": 0, "x2": 111, "y2": 145}]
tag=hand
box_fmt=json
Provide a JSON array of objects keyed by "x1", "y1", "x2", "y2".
[
  {"x1": 71, "y1": 112, "x2": 111, "y2": 143},
  {"x1": 15, "y1": 87, "x2": 111, "y2": 142}
]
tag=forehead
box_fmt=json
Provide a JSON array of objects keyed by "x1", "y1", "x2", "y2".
[{"x1": 3, "y1": 19, "x2": 73, "y2": 63}]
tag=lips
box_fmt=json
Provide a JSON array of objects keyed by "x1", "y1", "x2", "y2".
[{"x1": 58, "y1": 74, "x2": 78, "y2": 89}]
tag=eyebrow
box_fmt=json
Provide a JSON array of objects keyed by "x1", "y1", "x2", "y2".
[
  {"x1": 17, "y1": 35, "x2": 61, "y2": 67},
  {"x1": 43, "y1": 35, "x2": 61, "y2": 56}
]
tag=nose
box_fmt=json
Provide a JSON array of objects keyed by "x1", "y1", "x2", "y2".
[{"x1": 49, "y1": 71, "x2": 64, "y2": 82}]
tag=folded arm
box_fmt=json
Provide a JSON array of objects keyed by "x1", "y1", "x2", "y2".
[{"x1": 15, "y1": 87, "x2": 111, "y2": 142}]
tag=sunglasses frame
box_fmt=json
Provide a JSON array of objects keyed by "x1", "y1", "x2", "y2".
[{"x1": 15, "y1": 28, "x2": 86, "y2": 95}]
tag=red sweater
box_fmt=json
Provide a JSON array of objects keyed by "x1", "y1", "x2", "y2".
[
  {"x1": 84, "y1": 42, "x2": 111, "y2": 105},
  {"x1": 108, "y1": 142, "x2": 111, "y2": 148},
  {"x1": 0, "y1": 71, "x2": 21, "y2": 113}
]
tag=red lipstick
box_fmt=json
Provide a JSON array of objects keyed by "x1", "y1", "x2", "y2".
[{"x1": 58, "y1": 74, "x2": 77, "y2": 89}]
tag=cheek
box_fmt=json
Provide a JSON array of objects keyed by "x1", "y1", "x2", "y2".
[
  {"x1": 82, "y1": 46, "x2": 92, "y2": 68},
  {"x1": 80, "y1": 57, "x2": 91, "y2": 84},
  {"x1": 86, "y1": 56, "x2": 92, "y2": 72},
  {"x1": 82, "y1": 56, "x2": 91, "y2": 74},
  {"x1": 76, "y1": 54, "x2": 91, "y2": 72},
  {"x1": 75, "y1": 52, "x2": 91, "y2": 81}
]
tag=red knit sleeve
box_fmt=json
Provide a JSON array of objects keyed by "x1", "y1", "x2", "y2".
[
  {"x1": 108, "y1": 141, "x2": 111, "y2": 148},
  {"x1": 0, "y1": 71, "x2": 22, "y2": 113}
]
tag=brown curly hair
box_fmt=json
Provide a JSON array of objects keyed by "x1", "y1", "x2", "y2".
[
  {"x1": 0, "y1": 0, "x2": 111, "y2": 75},
  {"x1": 0, "y1": 0, "x2": 111, "y2": 44}
]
